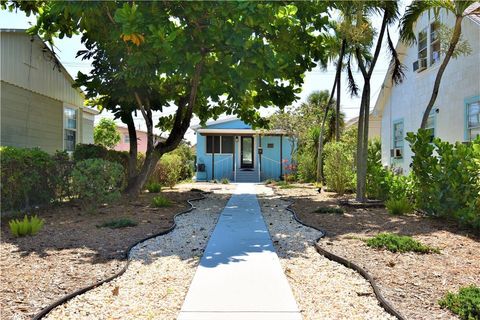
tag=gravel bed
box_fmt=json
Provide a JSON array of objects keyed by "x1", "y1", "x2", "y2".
[
  {"x1": 44, "y1": 193, "x2": 226, "y2": 320},
  {"x1": 257, "y1": 184, "x2": 395, "y2": 320}
]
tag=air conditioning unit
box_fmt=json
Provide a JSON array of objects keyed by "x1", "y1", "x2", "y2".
[
  {"x1": 390, "y1": 148, "x2": 403, "y2": 159},
  {"x1": 413, "y1": 58, "x2": 427, "y2": 72}
]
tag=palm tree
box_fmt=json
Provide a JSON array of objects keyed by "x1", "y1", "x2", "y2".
[
  {"x1": 349, "y1": 1, "x2": 404, "y2": 202},
  {"x1": 400, "y1": 0, "x2": 479, "y2": 129}
]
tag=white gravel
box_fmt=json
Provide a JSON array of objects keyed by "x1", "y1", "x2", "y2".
[
  {"x1": 256, "y1": 184, "x2": 396, "y2": 320},
  {"x1": 45, "y1": 193, "x2": 227, "y2": 320}
]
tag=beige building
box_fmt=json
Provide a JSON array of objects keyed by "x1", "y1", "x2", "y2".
[
  {"x1": 344, "y1": 113, "x2": 381, "y2": 139},
  {"x1": 1, "y1": 29, "x2": 97, "y2": 154}
]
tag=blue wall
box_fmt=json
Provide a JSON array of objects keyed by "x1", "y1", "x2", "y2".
[{"x1": 195, "y1": 119, "x2": 295, "y2": 181}]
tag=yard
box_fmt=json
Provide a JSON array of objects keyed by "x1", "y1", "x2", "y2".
[
  {"x1": 262, "y1": 182, "x2": 480, "y2": 320},
  {"x1": 0, "y1": 183, "x2": 234, "y2": 320}
]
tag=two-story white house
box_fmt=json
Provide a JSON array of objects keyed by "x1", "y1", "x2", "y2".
[{"x1": 372, "y1": 7, "x2": 480, "y2": 173}]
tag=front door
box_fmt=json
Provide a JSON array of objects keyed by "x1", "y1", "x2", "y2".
[{"x1": 240, "y1": 136, "x2": 254, "y2": 169}]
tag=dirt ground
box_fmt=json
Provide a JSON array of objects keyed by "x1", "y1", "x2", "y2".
[
  {"x1": 269, "y1": 182, "x2": 480, "y2": 320},
  {"x1": 0, "y1": 182, "x2": 233, "y2": 320}
]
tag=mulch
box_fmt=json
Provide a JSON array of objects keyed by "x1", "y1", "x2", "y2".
[
  {"x1": 270, "y1": 183, "x2": 480, "y2": 320},
  {"x1": 0, "y1": 189, "x2": 202, "y2": 320}
]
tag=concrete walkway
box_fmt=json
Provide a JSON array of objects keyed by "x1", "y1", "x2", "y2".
[{"x1": 178, "y1": 183, "x2": 301, "y2": 320}]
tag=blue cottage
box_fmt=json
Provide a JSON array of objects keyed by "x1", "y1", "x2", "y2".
[{"x1": 191, "y1": 117, "x2": 296, "y2": 182}]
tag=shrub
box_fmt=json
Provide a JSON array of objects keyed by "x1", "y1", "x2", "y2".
[
  {"x1": 323, "y1": 141, "x2": 356, "y2": 195},
  {"x1": 406, "y1": 130, "x2": 480, "y2": 229},
  {"x1": 264, "y1": 179, "x2": 276, "y2": 185},
  {"x1": 366, "y1": 139, "x2": 390, "y2": 200},
  {"x1": 221, "y1": 178, "x2": 230, "y2": 184},
  {"x1": 73, "y1": 144, "x2": 129, "y2": 174},
  {"x1": 296, "y1": 149, "x2": 317, "y2": 182},
  {"x1": 98, "y1": 218, "x2": 137, "y2": 229},
  {"x1": 1, "y1": 147, "x2": 56, "y2": 210},
  {"x1": 366, "y1": 233, "x2": 439, "y2": 254},
  {"x1": 385, "y1": 197, "x2": 413, "y2": 215},
  {"x1": 145, "y1": 182, "x2": 161, "y2": 193},
  {"x1": 50, "y1": 150, "x2": 74, "y2": 201},
  {"x1": 438, "y1": 285, "x2": 480, "y2": 320},
  {"x1": 149, "y1": 154, "x2": 183, "y2": 188},
  {"x1": 94, "y1": 118, "x2": 121, "y2": 148},
  {"x1": 72, "y1": 159, "x2": 124, "y2": 210},
  {"x1": 313, "y1": 206, "x2": 343, "y2": 214},
  {"x1": 9, "y1": 215, "x2": 44, "y2": 237},
  {"x1": 152, "y1": 195, "x2": 172, "y2": 207}
]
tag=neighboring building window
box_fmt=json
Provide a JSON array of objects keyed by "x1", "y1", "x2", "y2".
[
  {"x1": 207, "y1": 136, "x2": 234, "y2": 154},
  {"x1": 467, "y1": 100, "x2": 480, "y2": 141},
  {"x1": 393, "y1": 120, "x2": 404, "y2": 159},
  {"x1": 430, "y1": 21, "x2": 440, "y2": 65},
  {"x1": 267, "y1": 143, "x2": 274, "y2": 148},
  {"x1": 64, "y1": 107, "x2": 77, "y2": 152},
  {"x1": 124, "y1": 134, "x2": 130, "y2": 143},
  {"x1": 418, "y1": 27, "x2": 428, "y2": 63},
  {"x1": 425, "y1": 110, "x2": 436, "y2": 142}
]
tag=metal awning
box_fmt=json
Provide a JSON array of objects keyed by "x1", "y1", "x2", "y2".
[{"x1": 196, "y1": 128, "x2": 287, "y2": 136}]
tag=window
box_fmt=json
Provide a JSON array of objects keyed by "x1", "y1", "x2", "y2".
[
  {"x1": 267, "y1": 143, "x2": 274, "y2": 148},
  {"x1": 393, "y1": 120, "x2": 404, "y2": 159},
  {"x1": 467, "y1": 100, "x2": 480, "y2": 141},
  {"x1": 418, "y1": 27, "x2": 428, "y2": 62},
  {"x1": 430, "y1": 22, "x2": 440, "y2": 65},
  {"x1": 207, "y1": 136, "x2": 234, "y2": 154},
  {"x1": 64, "y1": 107, "x2": 77, "y2": 152},
  {"x1": 425, "y1": 111, "x2": 436, "y2": 142},
  {"x1": 124, "y1": 134, "x2": 130, "y2": 143}
]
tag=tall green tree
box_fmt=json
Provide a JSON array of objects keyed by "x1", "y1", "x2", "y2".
[
  {"x1": 5, "y1": 1, "x2": 330, "y2": 195},
  {"x1": 94, "y1": 118, "x2": 121, "y2": 148},
  {"x1": 400, "y1": 0, "x2": 478, "y2": 129}
]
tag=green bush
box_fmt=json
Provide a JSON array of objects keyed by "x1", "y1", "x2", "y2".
[
  {"x1": 98, "y1": 218, "x2": 137, "y2": 229},
  {"x1": 406, "y1": 130, "x2": 480, "y2": 229},
  {"x1": 221, "y1": 178, "x2": 230, "y2": 184},
  {"x1": 385, "y1": 197, "x2": 413, "y2": 215},
  {"x1": 72, "y1": 159, "x2": 124, "y2": 210},
  {"x1": 366, "y1": 139, "x2": 390, "y2": 200},
  {"x1": 1, "y1": 147, "x2": 57, "y2": 210},
  {"x1": 323, "y1": 141, "x2": 356, "y2": 195},
  {"x1": 73, "y1": 144, "x2": 129, "y2": 174},
  {"x1": 439, "y1": 285, "x2": 480, "y2": 320},
  {"x1": 145, "y1": 182, "x2": 161, "y2": 193},
  {"x1": 152, "y1": 195, "x2": 172, "y2": 207},
  {"x1": 313, "y1": 206, "x2": 343, "y2": 214},
  {"x1": 9, "y1": 215, "x2": 44, "y2": 237},
  {"x1": 149, "y1": 154, "x2": 183, "y2": 188},
  {"x1": 366, "y1": 233, "x2": 439, "y2": 254},
  {"x1": 51, "y1": 150, "x2": 74, "y2": 201}
]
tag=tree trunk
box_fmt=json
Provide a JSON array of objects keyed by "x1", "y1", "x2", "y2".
[
  {"x1": 124, "y1": 149, "x2": 161, "y2": 196},
  {"x1": 335, "y1": 40, "x2": 346, "y2": 142},
  {"x1": 420, "y1": 16, "x2": 463, "y2": 128},
  {"x1": 125, "y1": 112, "x2": 138, "y2": 182},
  {"x1": 356, "y1": 82, "x2": 370, "y2": 202}
]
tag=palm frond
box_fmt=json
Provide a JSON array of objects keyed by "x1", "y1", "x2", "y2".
[
  {"x1": 387, "y1": 28, "x2": 406, "y2": 85},
  {"x1": 346, "y1": 56, "x2": 359, "y2": 97}
]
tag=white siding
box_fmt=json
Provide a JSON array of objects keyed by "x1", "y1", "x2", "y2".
[
  {"x1": 378, "y1": 12, "x2": 480, "y2": 173},
  {"x1": 0, "y1": 31, "x2": 84, "y2": 108}
]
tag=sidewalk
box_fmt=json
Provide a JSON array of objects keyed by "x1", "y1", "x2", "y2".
[{"x1": 178, "y1": 183, "x2": 301, "y2": 320}]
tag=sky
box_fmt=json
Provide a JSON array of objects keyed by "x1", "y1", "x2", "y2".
[{"x1": 0, "y1": 1, "x2": 411, "y2": 143}]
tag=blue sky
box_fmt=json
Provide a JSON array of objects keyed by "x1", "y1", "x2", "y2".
[{"x1": 0, "y1": 2, "x2": 411, "y2": 142}]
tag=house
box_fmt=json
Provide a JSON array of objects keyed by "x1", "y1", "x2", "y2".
[
  {"x1": 113, "y1": 125, "x2": 164, "y2": 153},
  {"x1": 0, "y1": 29, "x2": 98, "y2": 154},
  {"x1": 372, "y1": 7, "x2": 480, "y2": 173},
  {"x1": 345, "y1": 113, "x2": 381, "y2": 139},
  {"x1": 191, "y1": 117, "x2": 295, "y2": 182}
]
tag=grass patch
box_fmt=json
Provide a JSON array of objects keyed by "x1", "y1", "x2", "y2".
[
  {"x1": 438, "y1": 285, "x2": 480, "y2": 320},
  {"x1": 98, "y1": 218, "x2": 138, "y2": 229},
  {"x1": 221, "y1": 178, "x2": 230, "y2": 184},
  {"x1": 152, "y1": 195, "x2": 172, "y2": 207},
  {"x1": 385, "y1": 197, "x2": 413, "y2": 215},
  {"x1": 275, "y1": 181, "x2": 295, "y2": 189},
  {"x1": 365, "y1": 233, "x2": 440, "y2": 254},
  {"x1": 313, "y1": 206, "x2": 344, "y2": 214},
  {"x1": 145, "y1": 182, "x2": 161, "y2": 193},
  {"x1": 264, "y1": 179, "x2": 277, "y2": 185}
]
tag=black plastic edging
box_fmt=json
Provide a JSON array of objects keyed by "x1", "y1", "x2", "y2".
[
  {"x1": 283, "y1": 200, "x2": 406, "y2": 320},
  {"x1": 32, "y1": 194, "x2": 207, "y2": 320}
]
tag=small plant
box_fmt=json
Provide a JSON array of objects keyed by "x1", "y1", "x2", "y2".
[
  {"x1": 152, "y1": 195, "x2": 172, "y2": 207},
  {"x1": 276, "y1": 181, "x2": 295, "y2": 189},
  {"x1": 145, "y1": 182, "x2": 161, "y2": 193},
  {"x1": 9, "y1": 215, "x2": 44, "y2": 237},
  {"x1": 264, "y1": 179, "x2": 276, "y2": 185},
  {"x1": 221, "y1": 178, "x2": 230, "y2": 184},
  {"x1": 438, "y1": 285, "x2": 480, "y2": 320},
  {"x1": 313, "y1": 206, "x2": 344, "y2": 214},
  {"x1": 385, "y1": 197, "x2": 413, "y2": 215},
  {"x1": 366, "y1": 233, "x2": 439, "y2": 254},
  {"x1": 98, "y1": 218, "x2": 138, "y2": 229}
]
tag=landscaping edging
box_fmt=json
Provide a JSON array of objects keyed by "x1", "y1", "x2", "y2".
[
  {"x1": 281, "y1": 197, "x2": 406, "y2": 320},
  {"x1": 32, "y1": 192, "x2": 208, "y2": 320}
]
